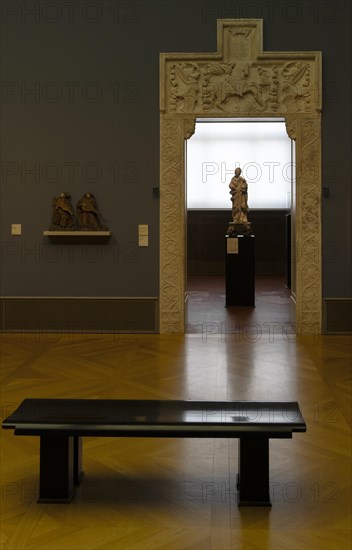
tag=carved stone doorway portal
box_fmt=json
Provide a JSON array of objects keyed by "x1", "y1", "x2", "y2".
[{"x1": 160, "y1": 19, "x2": 322, "y2": 334}]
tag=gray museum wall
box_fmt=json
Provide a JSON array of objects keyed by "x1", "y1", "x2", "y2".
[{"x1": 0, "y1": 0, "x2": 351, "y2": 332}]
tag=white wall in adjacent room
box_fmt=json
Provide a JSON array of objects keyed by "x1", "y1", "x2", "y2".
[{"x1": 187, "y1": 119, "x2": 293, "y2": 210}]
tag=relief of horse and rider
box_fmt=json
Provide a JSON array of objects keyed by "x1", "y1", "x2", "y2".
[{"x1": 170, "y1": 60, "x2": 311, "y2": 113}]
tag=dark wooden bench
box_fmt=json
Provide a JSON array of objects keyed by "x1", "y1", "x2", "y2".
[{"x1": 2, "y1": 399, "x2": 306, "y2": 506}]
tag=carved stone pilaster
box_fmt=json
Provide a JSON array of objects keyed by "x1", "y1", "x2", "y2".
[
  {"x1": 160, "y1": 117, "x2": 185, "y2": 332},
  {"x1": 160, "y1": 19, "x2": 322, "y2": 334},
  {"x1": 294, "y1": 117, "x2": 322, "y2": 334}
]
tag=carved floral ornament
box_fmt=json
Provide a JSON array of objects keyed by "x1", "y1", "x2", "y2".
[{"x1": 160, "y1": 20, "x2": 322, "y2": 334}]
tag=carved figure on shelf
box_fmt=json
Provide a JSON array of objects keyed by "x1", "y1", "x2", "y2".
[
  {"x1": 76, "y1": 193, "x2": 108, "y2": 231},
  {"x1": 50, "y1": 192, "x2": 76, "y2": 230},
  {"x1": 227, "y1": 167, "x2": 252, "y2": 236}
]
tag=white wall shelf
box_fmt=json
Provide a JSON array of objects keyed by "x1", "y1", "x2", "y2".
[{"x1": 43, "y1": 231, "x2": 111, "y2": 236}]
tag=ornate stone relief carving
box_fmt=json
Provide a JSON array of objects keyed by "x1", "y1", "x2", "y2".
[
  {"x1": 169, "y1": 60, "x2": 313, "y2": 115},
  {"x1": 160, "y1": 20, "x2": 322, "y2": 334},
  {"x1": 183, "y1": 118, "x2": 196, "y2": 140},
  {"x1": 295, "y1": 117, "x2": 321, "y2": 333},
  {"x1": 285, "y1": 114, "x2": 321, "y2": 334},
  {"x1": 160, "y1": 118, "x2": 185, "y2": 332},
  {"x1": 285, "y1": 117, "x2": 299, "y2": 140}
]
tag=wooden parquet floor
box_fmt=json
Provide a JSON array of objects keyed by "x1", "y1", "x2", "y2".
[
  {"x1": 0, "y1": 331, "x2": 351, "y2": 550},
  {"x1": 186, "y1": 275, "x2": 295, "y2": 334}
]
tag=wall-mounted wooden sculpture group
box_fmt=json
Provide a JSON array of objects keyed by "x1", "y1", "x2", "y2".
[{"x1": 50, "y1": 192, "x2": 109, "y2": 231}]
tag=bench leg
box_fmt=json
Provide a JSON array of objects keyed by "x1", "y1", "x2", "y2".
[
  {"x1": 38, "y1": 435, "x2": 74, "y2": 503},
  {"x1": 74, "y1": 436, "x2": 84, "y2": 484},
  {"x1": 237, "y1": 437, "x2": 271, "y2": 506}
]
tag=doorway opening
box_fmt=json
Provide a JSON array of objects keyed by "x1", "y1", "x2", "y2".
[
  {"x1": 185, "y1": 117, "x2": 296, "y2": 336},
  {"x1": 160, "y1": 19, "x2": 322, "y2": 334}
]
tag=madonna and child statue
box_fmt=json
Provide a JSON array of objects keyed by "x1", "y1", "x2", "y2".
[{"x1": 227, "y1": 167, "x2": 252, "y2": 236}]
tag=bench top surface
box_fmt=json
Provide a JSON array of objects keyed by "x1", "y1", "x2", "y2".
[{"x1": 2, "y1": 399, "x2": 306, "y2": 435}]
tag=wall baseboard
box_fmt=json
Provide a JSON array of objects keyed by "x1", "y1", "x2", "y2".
[
  {"x1": 2, "y1": 296, "x2": 350, "y2": 335},
  {"x1": 323, "y1": 298, "x2": 352, "y2": 334},
  {"x1": 0, "y1": 297, "x2": 158, "y2": 333}
]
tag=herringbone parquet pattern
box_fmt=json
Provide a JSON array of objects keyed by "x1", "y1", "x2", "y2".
[{"x1": 0, "y1": 332, "x2": 351, "y2": 549}]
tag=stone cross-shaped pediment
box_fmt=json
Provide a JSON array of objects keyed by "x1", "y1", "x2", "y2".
[{"x1": 161, "y1": 19, "x2": 321, "y2": 116}]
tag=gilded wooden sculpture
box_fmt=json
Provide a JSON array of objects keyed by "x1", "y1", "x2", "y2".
[
  {"x1": 49, "y1": 192, "x2": 109, "y2": 232},
  {"x1": 50, "y1": 192, "x2": 76, "y2": 230},
  {"x1": 76, "y1": 193, "x2": 109, "y2": 231},
  {"x1": 227, "y1": 167, "x2": 252, "y2": 236}
]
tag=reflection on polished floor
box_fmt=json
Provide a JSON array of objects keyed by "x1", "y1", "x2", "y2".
[
  {"x1": 0, "y1": 331, "x2": 351, "y2": 549},
  {"x1": 187, "y1": 274, "x2": 295, "y2": 335}
]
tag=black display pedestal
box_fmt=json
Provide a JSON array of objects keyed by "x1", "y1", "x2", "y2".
[
  {"x1": 225, "y1": 235, "x2": 255, "y2": 307},
  {"x1": 285, "y1": 213, "x2": 291, "y2": 290}
]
